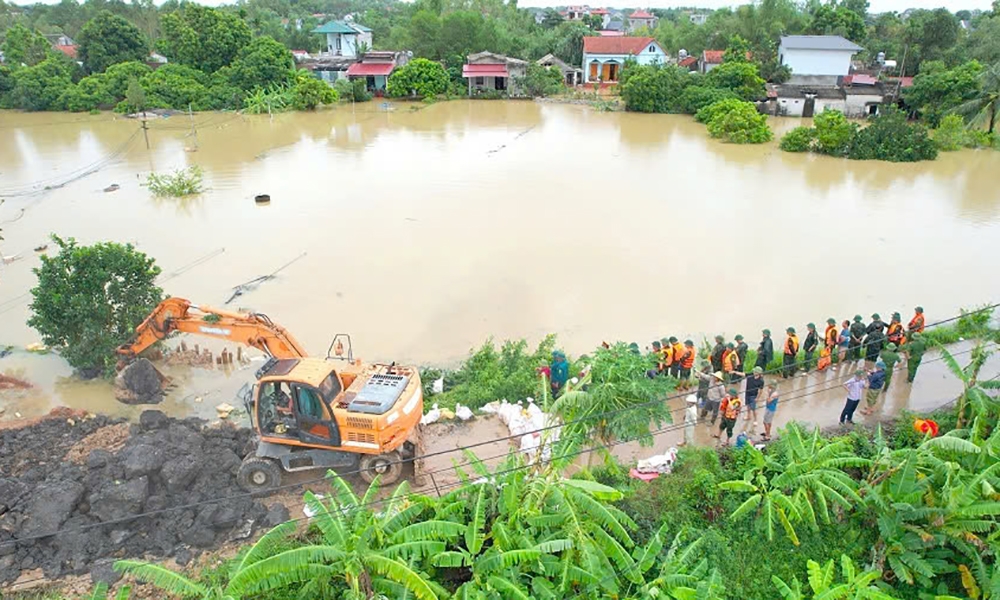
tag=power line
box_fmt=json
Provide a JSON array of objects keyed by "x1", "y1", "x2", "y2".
[{"x1": 1, "y1": 335, "x2": 990, "y2": 552}]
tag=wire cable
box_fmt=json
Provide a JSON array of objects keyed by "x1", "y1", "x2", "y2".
[{"x1": 1, "y1": 336, "x2": 991, "y2": 551}]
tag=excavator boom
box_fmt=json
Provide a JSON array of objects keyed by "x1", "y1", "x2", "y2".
[{"x1": 117, "y1": 297, "x2": 309, "y2": 360}]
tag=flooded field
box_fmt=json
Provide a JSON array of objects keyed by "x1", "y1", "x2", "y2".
[{"x1": 1, "y1": 100, "x2": 999, "y2": 420}]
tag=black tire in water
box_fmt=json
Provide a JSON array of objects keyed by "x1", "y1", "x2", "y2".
[
  {"x1": 237, "y1": 457, "x2": 282, "y2": 493},
  {"x1": 358, "y1": 452, "x2": 403, "y2": 485}
]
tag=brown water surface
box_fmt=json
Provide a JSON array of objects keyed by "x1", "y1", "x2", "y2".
[{"x1": 1, "y1": 101, "x2": 999, "y2": 420}]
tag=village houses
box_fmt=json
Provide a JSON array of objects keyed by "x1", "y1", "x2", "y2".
[
  {"x1": 313, "y1": 19, "x2": 373, "y2": 58},
  {"x1": 462, "y1": 51, "x2": 528, "y2": 96}
]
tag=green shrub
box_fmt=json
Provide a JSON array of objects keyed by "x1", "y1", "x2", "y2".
[
  {"x1": 779, "y1": 125, "x2": 815, "y2": 152},
  {"x1": 290, "y1": 72, "x2": 338, "y2": 110},
  {"x1": 386, "y1": 58, "x2": 449, "y2": 98},
  {"x1": 140, "y1": 63, "x2": 210, "y2": 110},
  {"x1": 705, "y1": 60, "x2": 766, "y2": 101},
  {"x1": 620, "y1": 63, "x2": 693, "y2": 113},
  {"x1": 517, "y1": 63, "x2": 564, "y2": 97},
  {"x1": 58, "y1": 74, "x2": 114, "y2": 112},
  {"x1": 677, "y1": 85, "x2": 739, "y2": 114},
  {"x1": 849, "y1": 108, "x2": 938, "y2": 162},
  {"x1": 146, "y1": 165, "x2": 205, "y2": 196},
  {"x1": 813, "y1": 109, "x2": 857, "y2": 156},
  {"x1": 933, "y1": 113, "x2": 968, "y2": 150},
  {"x1": 28, "y1": 235, "x2": 163, "y2": 377},
  {"x1": 703, "y1": 99, "x2": 773, "y2": 144},
  {"x1": 103, "y1": 61, "x2": 152, "y2": 100},
  {"x1": 9, "y1": 57, "x2": 73, "y2": 111},
  {"x1": 228, "y1": 36, "x2": 293, "y2": 92}
]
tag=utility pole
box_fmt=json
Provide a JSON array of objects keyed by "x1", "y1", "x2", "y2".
[
  {"x1": 141, "y1": 111, "x2": 150, "y2": 150},
  {"x1": 188, "y1": 104, "x2": 199, "y2": 150}
]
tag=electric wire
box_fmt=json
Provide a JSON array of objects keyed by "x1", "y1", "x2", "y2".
[{"x1": 0, "y1": 332, "x2": 992, "y2": 552}]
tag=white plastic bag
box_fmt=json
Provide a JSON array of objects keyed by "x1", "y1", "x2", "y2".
[
  {"x1": 420, "y1": 403, "x2": 441, "y2": 425},
  {"x1": 432, "y1": 377, "x2": 444, "y2": 394},
  {"x1": 455, "y1": 404, "x2": 474, "y2": 421}
]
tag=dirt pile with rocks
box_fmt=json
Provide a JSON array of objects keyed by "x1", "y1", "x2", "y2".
[{"x1": 0, "y1": 409, "x2": 289, "y2": 587}]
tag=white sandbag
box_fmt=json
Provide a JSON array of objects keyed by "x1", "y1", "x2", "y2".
[
  {"x1": 432, "y1": 377, "x2": 444, "y2": 394},
  {"x1": 420, "y1": 403, "x2": 441, "y2": 425},
  {"x1": 455, "y1": 404, "x2": 474, "y2": 421}
]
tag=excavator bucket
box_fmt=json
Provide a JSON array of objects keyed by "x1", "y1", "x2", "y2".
[{"x1": 115, "y1": 358, "x2": 169, "y2": 405}]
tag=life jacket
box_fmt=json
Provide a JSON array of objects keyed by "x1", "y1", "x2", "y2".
[
  {"x1": 887, "y1": 322, "x2": 904, "y2": 344},
  {"x1": 825, "y1": 325, "x2": 838, "y2": 347},
  {"x1": 785, "y1": 334, "x2": 799, "y2": 355},
  {"x1": 818, "y1": 347, "x2": 832, "y2": 371},
  {"x1": 722, "y1": 349, "x2": 735, "y2": 372},
  {"x1": 726, "y1": 350, "x2": 740, "y2": 371},
  {"x1": 661, "y1": 345, "x2": 674, "y2": 367},
  {"x1": 722, "y1": 396, "x2": 741, "y2": 419},
  {"x1": 672, "y1": 342, "x2": 685, "y2": 365},
  {"x1": 908, "y1": 313, "x2": 925, "y2": 333},
  {"x1": 681, "y1": 347, "x2": 696, "y2": 369}
]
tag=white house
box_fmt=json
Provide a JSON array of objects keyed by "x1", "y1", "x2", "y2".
[
  {"x1": 313, "y1": 20, "x2": 373, "y2": 58},
  {"x1": 778, "y1": 35, "x2": 863, "y2": 84},
  {"x1": 582, "y1": 36, "x2": 666, "y2": 84}
]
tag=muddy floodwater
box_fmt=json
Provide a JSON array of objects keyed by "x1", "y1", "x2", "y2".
[{"x1": 1, "y1": 100, "x2": 999, "y2": 421}]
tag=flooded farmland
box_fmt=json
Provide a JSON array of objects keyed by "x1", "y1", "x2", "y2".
[{"x1": 1, "y1": 100, "x2": 999, "y2": 421}]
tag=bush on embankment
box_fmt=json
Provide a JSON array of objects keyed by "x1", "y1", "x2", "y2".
[{"x1": 779, "y1": 108, "x2": 938, "y2": 162}]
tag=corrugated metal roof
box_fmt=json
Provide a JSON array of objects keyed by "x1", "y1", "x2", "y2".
[
  {"x1": 313, "y1": 20, "x2": 360, "y2": 34},
  {"x1": 780, "y1": 35, "x2": 863, "y2": 52},
  {"x1": 347, "y1": 62, "x2": 395, "y2": 76}
]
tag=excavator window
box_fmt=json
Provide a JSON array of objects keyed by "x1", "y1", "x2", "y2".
[
  {"x1": 318, "y1": 372, "x2": 342, "y2": 402},
  {"x1": 257, "y1": 381, "x2": 296, "y2": 437},
  {"x1": 294, "y1": 386, "x2": 325, "y2": 421}
]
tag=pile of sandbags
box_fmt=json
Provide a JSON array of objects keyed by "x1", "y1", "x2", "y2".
[
  {"x1": 482, "y1": 399, "x2": 560, "y2": 459},
  {"x1": 636, "y1": 447, "x2": 678, "y2": 475}
]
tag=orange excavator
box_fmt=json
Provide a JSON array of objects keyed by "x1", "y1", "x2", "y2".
[{"x1": 117, "y1": 297, "x2": 423, "y2": 491}]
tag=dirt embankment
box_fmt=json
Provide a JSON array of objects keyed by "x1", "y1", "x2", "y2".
[{"x1": 0, "y1": 409, "x2": 288, "y2": 588}]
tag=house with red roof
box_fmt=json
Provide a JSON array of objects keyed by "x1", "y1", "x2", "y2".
[
  {"x1": 699, "y1": 49, "x2": 724, "y2": 73},
  {"x1": 626, "y1": 9, "x2": 657, "y2": 33},
  {"x1": 581, "y1": 36, "x2": 667, "y2": 84},
  {"x1": 346, "y1": 51, "x2": 410, "y2": 94}
]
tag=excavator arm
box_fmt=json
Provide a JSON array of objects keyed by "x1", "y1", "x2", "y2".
[{"x1": 117, "y1": 297, "x2": 309, "y2": 361}]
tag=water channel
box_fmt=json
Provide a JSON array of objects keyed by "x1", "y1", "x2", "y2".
[{"x1": 1, "y1": 100, "x2": 999, "y2": 421}]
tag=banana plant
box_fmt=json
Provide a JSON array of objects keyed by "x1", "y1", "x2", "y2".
[
  {"x1": 719, "y1": 427, "x2": 867, "y2": 545},
  {"x1": 115, "y1": 519, "x2": 342, "y2": 599},
  {"x1": 773, "y1": 554, "x2": 899, "y2": 599},
  {"x1": 939, "y1": 343, "x2": 1000, "y2": 428}
]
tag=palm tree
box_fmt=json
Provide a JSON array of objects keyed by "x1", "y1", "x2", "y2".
[
  {"x1": 953, "y1": 62, "x2": 1000, "y2": 134},
  {"x1": 939, "y1": 342, "x2": 999, "y2": 427},
  {"x1": 772, "y1": 555, "x2": 899, "y2": 599}
]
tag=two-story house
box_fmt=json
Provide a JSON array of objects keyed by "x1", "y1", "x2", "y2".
[
  {"x1": 778, "y1": 35, "x2": 863, "y2": 85},
  {"x1": 313, "y1": 20, "x2": 373, "y2": 58}
]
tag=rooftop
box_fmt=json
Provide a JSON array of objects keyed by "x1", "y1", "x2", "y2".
[
  {"x1": 583, "y1": 36, "x2": 658, "y2": 55},
  {"x1": 779, "y1": 35, "x2": 863, "y2": 52},
  {"x1": 313, "y1": 20, "x2": 370, "y2": 34},
  {"x1": 702, "y1": 49, "x2": 724, "y2": 64},
  {"x1": 54, "y1": 44, "x2": 78, "y2": 59},
  {"x1": 629, "y1": 9, "x2": 654, "y2": 18}
]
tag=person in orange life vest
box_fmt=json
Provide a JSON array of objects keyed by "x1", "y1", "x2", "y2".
[
  {"x1": 908, "y1": 307, "x2": 925, "y2": 334},
  {"x1": 782, "y1": 327, "x2": 799, "y2": 379},
  {"x1": 887, "y1": 312, "x2": 905, "y2": 347},
  {"x1": 660, "y1": 337, "x2": 675, "y2": 374},
  {"x1": 649, "y1": 341, "x2": 664, "y2": 377},
  {"x1": 824, "y1": 318, "x2": 839, "y2": 371},
  {"x1": 817, "y1": 346, "x2": 832, "y2": 371},
  {"x1": 679, "y1": 340, "x2": 696, "y2": 379},
  {"x1": 722, "y1": 343, "x2": 741, "y2": 383},
  {"x1": 714, "y1": 388, "x2": 742, "y2": 445},
  {"x1": 670, "y1": 337, "x2": 685, "y2": 379}
]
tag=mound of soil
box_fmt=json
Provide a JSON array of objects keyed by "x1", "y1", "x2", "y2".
[
  {"x1": 0, "y1": 409, "x2": 277, "y2": 586},
  {"x1": 114, "y1": 359, "x2": 166, "y2": 405}
]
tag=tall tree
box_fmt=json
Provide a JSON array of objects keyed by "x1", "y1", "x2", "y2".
[
  {"x1": 160, "y1": 4, "x2": 252, "y2": 73},
  {"x1": 227, "y1": 35, "x2": 293, "y2": 91},
  {"x1": 78, "y1": 10, "x2": 148, "y2": 74},
  {"x1": 1, "y1": 24, "x2": 52, "y2": 67}
]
